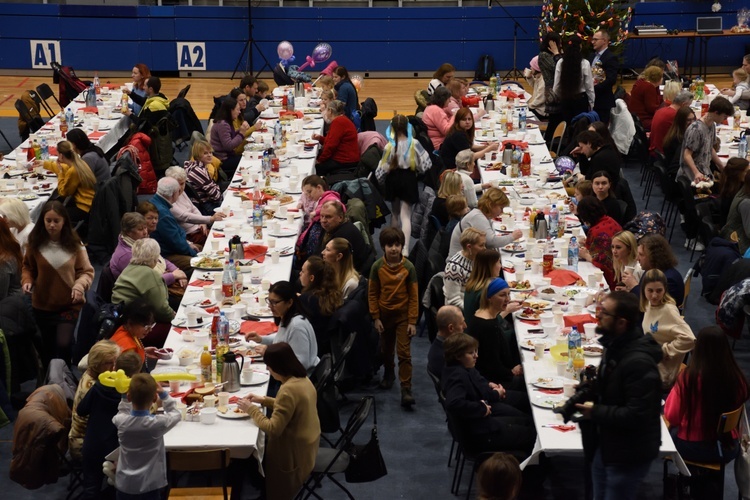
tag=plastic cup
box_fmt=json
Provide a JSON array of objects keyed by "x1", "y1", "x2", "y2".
[
  {"x1": 200, "y1": 407, "x2": 218, "y2": 425},
  {"x1": 261, "y1": 279, "x2": 271, "y2": 291},
  {"x1": 176, "y1": 402, "x2": 187, "y2": 420},
  {"x1": 203, "y1": 285, "x2": 213, "y2": 298},
  {"x1": 515, "y1": 269, "x2": 525, "y2": 283},
  {"x1": 556, "y1": 361, "x2": 567, "y2": 376},
  {"x1": 563, "y1": 380, "x2": 577, "y2": 398},
  {"x1": 267, "y1": 237, "x2": 276, "y2": 249},
  {"x1": 271, "y1": 250, "x2": 280, "y2": 264},
  {"x1": 211, "y1": 240, "x2": 221, "y2": 252},
  {"x1": 584, "y1": 323, "x2": 597, "y2": 341},
  {"x1": 241, "y1": 369, "x2": 254, "y2": 384},
  {"x1": 218, "y1": 392, "x2": 230, "y2": 407},
  {"x1": 186, "y1": 309, "x2": 198, "y2": 326},
  {"x1": 534, "y1": 342, "x2": 545, "y2": 358}
]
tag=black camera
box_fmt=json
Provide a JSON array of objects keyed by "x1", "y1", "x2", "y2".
[{"x1": 553, "y1": 365, "x2": 598, "y2": 423}]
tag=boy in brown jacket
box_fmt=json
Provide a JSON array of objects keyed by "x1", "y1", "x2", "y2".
[{"x1": 368, "y1": 227, "x2": 419, "y2": 407}]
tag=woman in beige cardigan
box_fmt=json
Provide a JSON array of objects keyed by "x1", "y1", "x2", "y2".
[
  {"x1": 641, "y1": 269, "x2": 695, "y2": 390},
  {"x1": 237, "y1": 342, "x2": 320, "y2": 500}
]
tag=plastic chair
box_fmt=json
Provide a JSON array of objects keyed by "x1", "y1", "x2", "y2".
[
  {"x1": 36, "y1": 83, "x2": 61, "y2": 114},
  {"x1": 167, "y1": 448, "x2": 231, "y2": 500}
]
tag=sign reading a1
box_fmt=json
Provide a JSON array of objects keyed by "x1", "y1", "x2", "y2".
[
  {"x1": 177, "y1": 42, "x2": 206, "y2": 71},
  {"x1": 30, "y1": 40, "x2": 61, "y2": 69}
]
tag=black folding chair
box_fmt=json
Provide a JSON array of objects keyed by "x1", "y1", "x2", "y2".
[
  {"x1": 29, "y1": 89, "x2": 53, "y2": 118},
  {"x1": 15, "y1": 98, "x2": 44, "y2": 135},
  {"x1": 36, "y1": 82, "x2": 62, "y2": 114}
]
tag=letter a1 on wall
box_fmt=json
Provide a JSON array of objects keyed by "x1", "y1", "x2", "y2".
[
  {"x1": 30, "y1": 40, "x2": 61, "y2": 69},
  {"x1": 177, "y1": 42, "x2": 207, "y2": 71}
]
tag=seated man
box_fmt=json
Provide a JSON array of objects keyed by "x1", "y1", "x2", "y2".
[
  {"x1": 149, "y1": 177, "x2": 197, "y2": 274},
  {"x1": 427, "y1": 305, "x2": 466, "y2": 380},
  {"x1": 315, "y1": 200, "x2": 371, "y2": 274},
  {"x1": 240, "y1": 75, "x2": 268, "y2": 125}
]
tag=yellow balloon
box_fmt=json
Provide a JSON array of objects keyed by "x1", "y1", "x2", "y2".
[{"x1": 98, "y1": 370, "x2": 197, "y2": 394}]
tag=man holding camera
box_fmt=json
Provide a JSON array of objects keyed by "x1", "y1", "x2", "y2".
[{"x1": 575, "y1": 291, "x2": 662, "y2": 500}]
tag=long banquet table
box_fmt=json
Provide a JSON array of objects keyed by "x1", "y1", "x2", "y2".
[{"x1": 473, "y1": 99, "x2": 690, "y2": 475}]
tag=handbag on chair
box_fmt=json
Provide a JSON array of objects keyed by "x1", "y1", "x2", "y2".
[{"x1": 344, "y1": 396, "x2": 387, "y2": 483}]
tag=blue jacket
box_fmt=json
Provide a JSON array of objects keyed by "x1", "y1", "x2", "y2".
[
  {"x1": 150, "y1": 194, "x2": 197, "y2": 257},
  {"x1": 335, "y1": 81, "x2": 359, "y2": 119}
]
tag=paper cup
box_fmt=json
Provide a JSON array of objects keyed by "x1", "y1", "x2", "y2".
[
  {"x1": 232, "y1": 303, "x2": 246, "y2": 319},
  {"x1": 623, "y1": 265, "x2": 635, "y2": 275},
  {"x1": 286, "y1": 213, "x2": 295, "y2": 225},
  {"x1": 278, "y1": 205, "x2": 288, "y2": 217},
  {"x1": 176, "y1": 402, "x2": 187, "y2": 420},
  {"x1": 203, "y1": 285, "x2": 213, "y2": 298},
  {"x1": 200, "y1": 407, "x2": 218, "y2": 424},
  {"x1": 271, "y1": 250, "x2": 280, "y2": 264},
  {"x1": 583, "y1": 323, "x2": 597, "y2": 341},
  {"x1": 241, "y1": 370, "x2": 254, "y2": 384},
  {"x1": 218, "y1": 392, "x2": 230, "y2": 407},
  {"x1": 534, "y1": 342, "x2": 545, "y2": 358},
  {"x1": 543, "y1": 324, "x2": 558, "y2": 337},
  {"x1": 186, "y1": 309, "x2": 198, "y2": 326},
  {"x1": 556, "y1": 361, "x2": 567, "y2": 376},
  {"x1": 563, "y1": 380, "x2": 577, "y2": 397},
  {"x1": 261, "y1": 279, "x2": 271, "y2": 291},
  {"x1": 515, "y1": 269, "x2": 525, "y2": 282},
  {"x1": 169, "y1": 380, "x2": 181, "y2": 393},
  {"x1": 211, "y1": 240, "x2": 221, "y2": 252},
  {"x1": 267, "y1": 237, "x2": 277, "y2": 249}
]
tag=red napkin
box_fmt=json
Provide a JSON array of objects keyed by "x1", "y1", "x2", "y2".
[
  {"x1": 547, "y1": 269, "x2": 583, "y2": 287},
  {"x1": 49, "y1": 146, "x2": 58, "y2": 156},
  {"x1": 228, "y1": 395, "x2": 241, "y2": 404},
  {"x1": 81, "y1": 106, "x2": 99, "y2": 114},
  {"x1": 501, "y1": 140, "x2": 529, "y2": 150},
  {"x1": 240, "y1": 320, "x2": 277, "y2": 336},
  {"x1": 461, "y1": 95, "x2": 481, "y2": 107},
  {"x1": 500, "y1": 89, "x2": 521, "y2": 99},
  {"x1": 189, "y1": 279, "x2": 213, "y2": 287},
  {"x1": 243, "y1": 244, "x2": 268, "y2": 263},
  {"x1": 204, "y1": 306, "x2": 220, "y2": 314},
  {"x1": 547, "y1": 424, "x2": 577, "y2": 432},
  {"x1": 212, "y1": 232, "x2": 225, "y2": 238},
  {"x1": 102, "y1": 83, "x2": 120, "y2": 89},
  {"x1": 279, "y1": 110, "x2": 304, "y2": 119},
  {"x1": 88, "y1": 131, "x2": 106, "y2": 140},
  {"x1": 520, "y1": 319, "x2": 540, "y2": 325},
  {"x1": 564, "y1": 314, "x2": 597, "y2": 332},
  {"x1": 537, "y1": 388, "x2": 563, "y2": 394}
]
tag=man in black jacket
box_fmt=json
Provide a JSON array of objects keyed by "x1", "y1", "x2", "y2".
[
  {"x1": 576, "y1": 291, "x2": 662, "y2": 500},
  {"x1": 315, "y1": 200, "x2": 373, "y2": 274},
  {"x1": 590, "y1": 29, "x2": 619, "y2": 124}
]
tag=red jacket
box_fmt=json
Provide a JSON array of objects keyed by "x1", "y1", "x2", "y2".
[
  {"x1": 585, "y1": 215, "x2": 622, "y2": 288},
  {"x1": 629, "y1": 79, "x2": 662, "y2": 131},
  {"x1": 317, "y1": 115, "x2": 360, "y2": 165},
  {"x1": 649, "y1": 105, "x2": 677, "y2": 153},
  {"x1": 126, "y1": 132, "x2": 157, "y2": 195}
]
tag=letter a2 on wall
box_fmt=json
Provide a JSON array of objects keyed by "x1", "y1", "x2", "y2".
[{"x1": 177, "y1": 42, "x2": 207, "y2": 71}]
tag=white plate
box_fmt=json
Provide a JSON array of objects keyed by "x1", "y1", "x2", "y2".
[
  {"x1": 298, "y1": 152, "x2": 316, "y2": 159},
  {"x1": 521, "y1": 299, "x2": 553, "y2": 310},
  {"x1": 19, "y1": 193, "x2": 38, "y2": 201},
  {"x1": 525, "y1": 124, "x2": 540, "y2": 130},
  {"x1": 241, "y1": 371, "x2": 271, "y2": 386},
  {"x1": 274, "y1": 211, "x2": 302, "y2": 220},
  {"x1": 195, "y1": 299, "x2": 217, "y2": 309},
  {"x1": 268, "y1": 229, "x2": 297, "y2": 238},
  {"x1": 532, "y1": 393, "x2": 565, "y2": 409},
  {"x1": 532, "y1": 377, "x2": 565, "y2": 390},
  {"x1": 217, "y1": 404, "x2": 251, "y2": 419},
  {"x1": 502, "y1": 244, "x2": 526, "y2": 253},
  {"x1": 266, "y1": 247, "x2": 295, "y2": 257},
  {"x1": 248, "y1": 307, "x2": 274, "y2": 318},
  {"x1": 285, "y1": 187, "x2": 303, "y2": 195},
  {"x1": 190, "y1": 256, "x2": 224, "y2": 271},
  {"x1": 520, "y1": 339, "x2": 552, "y2": 350},
  {"x1": 583, "y1": 343, "x2": 603, "y2": 357}
]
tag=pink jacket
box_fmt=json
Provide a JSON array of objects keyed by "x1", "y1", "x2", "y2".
[{"x1": 422, "y1": 104, "x2": 454, "y2": 150}]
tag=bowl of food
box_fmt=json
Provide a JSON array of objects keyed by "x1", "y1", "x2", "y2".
[{"x1": 177, "y1": 348, "x2": 194, "y2": 366}]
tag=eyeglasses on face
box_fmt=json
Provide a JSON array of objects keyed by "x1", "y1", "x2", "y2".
[{"x1": 265, "y1": 297, "x2": 285, "y2": 306}]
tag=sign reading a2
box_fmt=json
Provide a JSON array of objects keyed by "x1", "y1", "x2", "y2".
[{"x1": 177, "y1": 42, "x2": 206, "y2": 71}]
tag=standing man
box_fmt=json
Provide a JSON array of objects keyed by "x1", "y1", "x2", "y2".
[
  {"x1": 678, "y1": 96, "x2": 734, "y2": 182},
  {"x1": 590, "y1": 29, "x2": 619, "y2": 124},
  {"x1": 426, "y1": 305, "x2": 466, "y2": 379},
  {"x1": 575, "y1": 291, "x2": 662, "y2": 500}
]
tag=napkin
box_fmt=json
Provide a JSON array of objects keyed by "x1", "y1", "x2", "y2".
[
  {"x1": 501, "y1": 140, "x2": 529, "y2": 150},
  {"x1": 48, "y1": 146, "x2": 58, "y2": 156},
  {"x1": 537, "y1": 388, "x2": 563, "y2": 394},
  {"x1": 102, "y1": 83, "x2": 120, "y2": 89},
  {"x1": 243, "y1": 244, "x2": 268, "y2": 263},
  {"x1": 88, "y1": 131, "x2": 106, "y2": 140},
  {"x1": 81, "y1": 106, "x2": 99, "y2": 114},
  {"x1": 500, "y1": 89, "x2": 522, "y2": 99},
  {"x1": 189, "y1": 279, "x2": 213, "y2": 287},
  {"x1": 545, "y1": 424, "x2": 577, "y2": 432},
  {"x1": 564, "y1": 314, "x2": 597, "y2": 332},
  {"x1": 279, "y1": 110, "x2": 304, "y2": 119},
  {"x1": 212, "y1": 232, "x2": 225, "y2": 238},
  {"x1": 520, "y1": 319, "x2": 540, "y2": 325},
  {"x1": 240, "y1": 320, "x2": 277, "y2": 336},
  {"x1": 547, "y1": 269, "x2": 583, "y2": 287}
]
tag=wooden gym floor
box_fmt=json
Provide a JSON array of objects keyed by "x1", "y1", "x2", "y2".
[{"x1": 0, "y1": 74, "x2": 735, "y2": 120}]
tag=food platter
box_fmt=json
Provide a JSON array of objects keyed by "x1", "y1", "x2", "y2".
[
  {"x1": 532, "y1": 393, "x2": 565, "y2": 409},
  {"x1": 217, "y1": 405, "x2": 251, "y2": 419},
  {"x1": 532, "y1": 377, "x2": 565, "y2": 390}
]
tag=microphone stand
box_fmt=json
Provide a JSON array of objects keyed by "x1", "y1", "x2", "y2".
[{"x1": 489, "y1": 0, "x2": 527, "y2": 80}]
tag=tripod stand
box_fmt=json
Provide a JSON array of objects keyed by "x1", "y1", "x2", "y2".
[
  {"x1": 489, "y1": 0, "x2": 527, "y2": 80},
  {"x1": 231, "y1": 0, "x2": 272, "y2": 80}
]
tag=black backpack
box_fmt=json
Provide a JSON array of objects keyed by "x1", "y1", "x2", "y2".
[{"x1": 475, "y1": 54, "x2": 495, "y2": 82}]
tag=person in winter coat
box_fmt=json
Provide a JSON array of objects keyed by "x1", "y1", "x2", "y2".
[
  {"x1": 332, "y1": 66, "x2": 359, "y2": 122},
  {"x1": 576, "y1": 196, "x2": 622, "y2": 289},
  {"x1": 312, "y1": 100, "x2": 360, "y2": 179},
  {"x1": 66, "y1": 128, "x2": 110, "y2": 184},
  {"x1": 576, "y1": 292, "x2": 662, "y2": 500},
  {"x1": 375, "y1": 114, "x2": 431, "y2": 253}
]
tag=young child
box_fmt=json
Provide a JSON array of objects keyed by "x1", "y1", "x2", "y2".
[
  {"x1": 317, "y1": 75, "x2": 334, "y2": 92},
  {"x1": 729, "y1": 68, "x2": 750, "y2": 110},
  {"x1": 112, "y1": 373, "x2": 181, "y2": 500},
  {"x1": 368, "y1": 227, "x2": 419, "y2": 408}
]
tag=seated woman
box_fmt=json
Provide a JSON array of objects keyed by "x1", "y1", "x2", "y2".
[
  {"x1": 312, "y1": 100, "x2": 360, "y2": 180},
  {"x1": 332, "y1": 66, "x2": 359, "y2": 122},
  {"x1": 110, "y1": 212, "x2": 186, "y2": 308},
  {"x1": 446, "y1": 78, "x2": 465, "y2": 115},
  {"x1": 183, "y1": 140, "x2": 225, "y2": 214},
  {"x1": 66, "y1": 129, "x2": 110, "y2": 184},
  {"x1": 299, "y1": 256, "x2": 343, "y2": 355},
  {"x1": 611, "y1": 230, "x2": 643, "y2": 291},
  {"x1": 571, "y1": 130, "x2": 622, "y2": 190},
  {"x1": 38, "y1": 140, "x2": 97, "y2": 224},
  {"x1": 109, "y1": 298, "x2": 163, "y2": 365},
  {"x1": 717, "y1": 158, "x2": 750, "y2": 228},
  {"x1": 466, "y1": 278, "x2": 525, "y2": 391},
  {"x1": 237, "y1": 343, "x2": 320, "y2": 500},
  {"x1": 422, "y1": 87, "x2": 454, "y2": 150},
  {"x1": 444, "y1": 227, "x2": 486, "y2": 310},
  {"x1": 448, "y1": 188, "x2": 523, "y2": 257},
  {"x1": 165, "y1": 166, "x2": 224, "y2": 246},
  {"x1": 321, "y1": 237, "x2": 360, "y2": 300},
  {"x1": 210, "y1": 97, "x2": 250, "y2": 175},
  {"x1": 722, "y1": 169, "x2": 750, "y2": 254},
  {"x1": 431, "y1": 171, "x2": 464, "y2": 227},
  {"x1": 229, "y1": 88, "x2": 255, "y2": 155},
  {"x1": 296, "y1": 176, "x2": 342, "y2": 262},
  {"x1": 441, "y1": 333, "x2": 535, "y2": 454},
  {"x1": 591, "y1": 170, "x2": 624, "y2": 225},
  {"x1": 123, "y1": 63, "x2": 150, "y2": 116},
  {"x1": 629, "y1": 66, "x2": 664, "y2": 131},
  {"x1": 245, "y1": 281, "x2": 319, "y2": 374},
  {"x1": 576, "y1": 196, "x2": 622, "y2": 288},
  {"x1": 440, "y1": 109, "x2": 499, "y2": 172},
  {"x1": 664, "y1": 326, "x2": 748, "y2": 463},
  {"x1": 69, "y1": 340, "x2": 119, "y2": 462},
  {"x1": 111, "y1": 239, "x2": 175, "y2": 348},
  {"x1": 622, "y1": 234, "x2": 685, "y2": 306},
  {"x1": 640, "y1": 269, "x2": 695, "y2": 390},
  {"x1": 0, "y1": 218, "x2": 22, "y2": 300},
  {"x1": 428, "y1": 63, "x2": 455, "y2": 96},
  {"x1": 453, "y1": 150, "x2": 487, "y2": 209},
  {"x1": 0, "y1": 198, "x2": 33, "y2": 251}
]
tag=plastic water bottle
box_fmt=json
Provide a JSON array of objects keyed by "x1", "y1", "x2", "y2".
[
  {"x1": 287, "y1": 90, "x2": 295, "y2": 112},
  {"x1": 740, "y1": 134, "x2": 748, "y2": 160},
  {"x1": 568, "y1": 326, "x2": 581, "y2": 370},
  {"x1": 568, "y1": 236, "x2": 579, "y2": 271},
  {"x1": 549, "y1": 204, "x2": 559, "y2": 236},
  {"x1": 519, "y1": 106, "x2": 527, "y2": 131},
  {"x1": 221, "y1": 260, "x2": 235, "y2": 306},
  {"x1": 66, "y1": 107, "x2": 74, "y2": 126},
  {"x1": 218, "y1": 311, "x2": 230, "y2": 345},
  {"x1": 40, "y1": 137, "x2": 49, "y2": 160},
  {"x1": 273, "y1": 120, "x2": 282, "y2": 149}
]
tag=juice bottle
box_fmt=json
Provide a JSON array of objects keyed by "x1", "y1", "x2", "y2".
[
  {"x1": 59, "y1": 112, "x2": 68, "y2": 135},
  {"x1": 200, "y1": 346, "x2": 212, "y2": 383}
]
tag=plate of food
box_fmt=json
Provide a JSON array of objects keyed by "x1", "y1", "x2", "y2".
[
  {"x1": 521, "y1": 299, "x2": 553, "y2": 311},
  {"x1": 171, "y1": 313, "x2": 211, "y2": 329},
  {"x1": 532, "y1": 376, "x2": 565, "y2": 390},
  {"x1": 502, "y1": 242, "x2": 526, "y2": 253},
  {"x1": 525, "y1": 123, "x2": 539, "y2": 130},
  {"x1": 273, "y1": 210, "x2": 302, "y2": 220},
  {"x1": 516, "y1": 307, "x2": 543, "y2": 321},
  {"x1": 561, "y1": 286, "x2": 597, "y2": 299},
  {"x1": 508, "y1": 280, "x2": 533, "y2": 291},
  {"x1": 302, "y1": 107, "x2": 322, "y2": 115},
  {"x1": 583, "y1": 344, "x2": 604, "y2": 357},
  {"x1": 196, "y1": 298, "x2": 217, "y2": 309},
  {"x1": 484, "y1": 162, "x2": 504, "y2": 171},
  {"x1": 217, "y1": 404, "x2": 251, "y2": 419},
  {"x1": 248, "y1": 307, "x2": 274, "y2": 318},
  {"x1": 191, "y1": 256, "x2": 224, "y2": 271},
  {"x1": 532, "y1": 393, "x2": 565, "y2": 410},
  {"x1": 19, "y1": 193, "x2": 38, "y2": 201}
]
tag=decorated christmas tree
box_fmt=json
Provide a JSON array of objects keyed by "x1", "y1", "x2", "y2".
[{"x1": 539, "y1": 0, "x2": 634, "y2": 57}]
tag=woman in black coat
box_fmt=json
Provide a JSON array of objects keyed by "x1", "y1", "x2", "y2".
[
  {"x1": 572, "y1": 130, "x2": 622, "y2": 191},
  {"x1": 441, "y1": 333, "x2": 535, "y2": 454}
]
